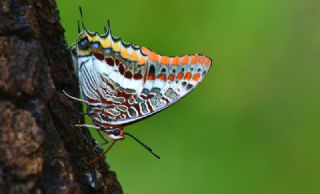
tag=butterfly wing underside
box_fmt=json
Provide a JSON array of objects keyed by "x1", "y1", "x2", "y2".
[{"x1": 72, "y1": 29, "x2": 212, "y2": 127}]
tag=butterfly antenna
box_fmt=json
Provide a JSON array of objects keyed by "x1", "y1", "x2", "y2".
[
  {"x1": 77, "y1": 20, "x2": 81, "y2": 33},
  {"x1": 125, "y1": 132, "x2": 160, "y2": 159},
  {"x1": 79, "y1": 6, "x2": 86, "y2": 30}
]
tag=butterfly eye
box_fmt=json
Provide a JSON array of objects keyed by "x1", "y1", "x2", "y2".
[{"x1": 112, "y1": 128, "x2": 121, "y2": 136}]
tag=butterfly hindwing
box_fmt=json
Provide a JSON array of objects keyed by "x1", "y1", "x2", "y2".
[{"x1": 72, "y1": 28, "x2": 211, "y2": 126}]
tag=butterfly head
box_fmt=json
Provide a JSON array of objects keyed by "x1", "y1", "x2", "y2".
[{"x1": 107, "y1": 127, "x2": 125, "y2": 140}]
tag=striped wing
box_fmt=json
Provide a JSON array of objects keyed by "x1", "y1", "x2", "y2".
[{"x1": 72, "y1": 28, "x2": 212, "y2": 126}]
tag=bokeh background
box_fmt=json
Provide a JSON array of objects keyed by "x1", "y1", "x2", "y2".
[{"x1": 56, "y1": 0, "x2": 320, "y2": 193}]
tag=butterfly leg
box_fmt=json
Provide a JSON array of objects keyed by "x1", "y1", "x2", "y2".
[
  {"x1": 75, "y1": 123, "x2": 100, "y2": 129},
  {"x1": 63, "y1": 90, "x2": 115, "y2": 160},
  {"x1": 88, "y1": 128, "x2": 124, "y2": 164},
  {"x1": 89, "y1": 128, "x2": 110, "y2": 161},
  {"x1": 62, "y1": 90, "x2": 92, "y2": 105},
  {"x1": 75, "y1": 124, "x2": 113, "y2": 155},
  {"x1": 75, "y1": 124, "x2": 114, "y2": 133},
  {"x1": 88, "y1": 139, "x2": 117, "y2": 165},
  {"x1": 96, "y1": 128, "x2": 109, "y2": 145}
]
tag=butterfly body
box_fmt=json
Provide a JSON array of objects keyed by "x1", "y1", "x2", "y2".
[{"x1": 71, "y1": 24, "x2": 212, "y2": 140}]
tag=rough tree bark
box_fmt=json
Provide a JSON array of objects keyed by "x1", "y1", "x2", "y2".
[{"x1": 0, "y1": 0, "x2": 123, "y2": 193}]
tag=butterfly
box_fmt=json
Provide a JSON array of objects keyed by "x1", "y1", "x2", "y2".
[{"x1": 64, "y1": 8, "x2": 212, "y2": 160}]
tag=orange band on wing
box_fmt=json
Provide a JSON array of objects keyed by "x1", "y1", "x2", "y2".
[
  {"x1": 138, "y1": 56, "x2": 147, "y2": 65},
  {"x1": 121, "y1": 48, "x2": 129, "y2": 58},
  {"x1": 141, "y1": 47, "x2": 151, "y2": 55},
  {"x1": 168, "y1": 74, "x2": 175, "y2": 81},
  {"x1": 160, "y1": 56, "x2": 170, "y2": 65},
  {"x1": 172, "y1": 57, "x2": 180, "y2": 66},
  {"x1": 184, "y1": 72, "x2": 192, "y2": 80},
  {"x1": 192, "y1": 73, "x2": 201, "y2": 81},
  {"x1": 148, "y1": 74, "x2": 155, "y2": 80},
  {"x1": 199, "y1": 55, "x2": 206, "y2": 64},
  {"x1": 205, "y1": 58, "x2": 211, "y2": 67},
  {"x1": 149, "y1": 52, "x2": 159, "y2": 62},
  {"x1": 181, "y1": 55, "x2": 190, "y2": 64},
  {"x1": 177, "y1": 72, "x2": 184, "y2": 80},
  {"x1": 130, "y1": 51, "x2": 138, "y2": 61},
  {"x1": 157, "y1": 74, "x2": 167, "y2": 81},
  {"x1": 191, "y1": 54, "x2": 199, "y2": 64}
]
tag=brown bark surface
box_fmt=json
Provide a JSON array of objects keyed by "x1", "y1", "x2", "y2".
[{"x1": 0, "y1": 0, "x2": 123, "y2": 193}]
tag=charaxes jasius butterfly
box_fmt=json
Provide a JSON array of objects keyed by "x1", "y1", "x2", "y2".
[{"x1": 64, "y1": 8, "x2": 212, "y2": 161}]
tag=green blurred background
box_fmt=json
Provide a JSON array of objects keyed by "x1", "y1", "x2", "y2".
[{"x1": 56, "y1": 0, "x2": 320, "y2": 193}]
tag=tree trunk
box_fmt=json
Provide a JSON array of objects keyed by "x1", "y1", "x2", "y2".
[{"x1": 0, "y1": 0, "x2": 123, "y2": 193}]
